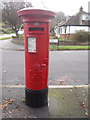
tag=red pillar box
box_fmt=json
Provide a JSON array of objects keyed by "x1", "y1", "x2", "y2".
[{"x1": 18, "y1": 8, "x2": 55, "y2": 107}]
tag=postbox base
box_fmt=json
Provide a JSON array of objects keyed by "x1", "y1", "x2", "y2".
[{"x1": 25, "y1": 87, "x2": 48, "y2": 108}]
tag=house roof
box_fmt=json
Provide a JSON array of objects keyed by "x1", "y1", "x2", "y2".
[{"x1": 59, "y1": 7, "x2": 89, "y2": 26}]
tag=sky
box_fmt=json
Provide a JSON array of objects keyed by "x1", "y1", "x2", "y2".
[{"x1": 27, "y1": 0, "x2": 89, "y2": 16}]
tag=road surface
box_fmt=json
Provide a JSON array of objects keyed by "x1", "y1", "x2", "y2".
[{"x1": 1, "y1": 49, "x2": 88, "y2": 85}]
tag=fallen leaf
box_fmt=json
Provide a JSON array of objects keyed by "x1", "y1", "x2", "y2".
[
  {"x1": 15, "y1": 106, "x2": 20, "y2": 109},
  {"x1": 79, "y1": 102, "x2": 90, "y2": 109},
  {"x1": 9, "y1": 99, "x2": 16, "y2": 103},
  {"x1": 9, "y1": 111, "x2": 12, "y2": 114},
  {"x1": 0, "y1": 99, "x2": 16, "y2": 110},
  {"x1": 85, "y1": 112, "x2": 88, "y2": 116}
]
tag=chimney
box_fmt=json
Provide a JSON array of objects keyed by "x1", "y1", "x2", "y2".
[{"x1": 79, "y1": 6, "x2": 83, "y2": 12}]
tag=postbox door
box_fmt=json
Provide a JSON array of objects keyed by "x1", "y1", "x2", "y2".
[{"x1": 26, "y1": 32, "x2": 49, "y2": 90}]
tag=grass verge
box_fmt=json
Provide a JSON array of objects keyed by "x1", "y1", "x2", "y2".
[
  {"x1": 50, "y1": 46, "x2": 90, "y2": 50},
  {"x1": 0, "y1": 37, "x2": 12, "y2": 40}
]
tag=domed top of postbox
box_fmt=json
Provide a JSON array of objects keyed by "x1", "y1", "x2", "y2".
[{"x1": 17, "y1": 7, "x2": 55, "y2": 22}]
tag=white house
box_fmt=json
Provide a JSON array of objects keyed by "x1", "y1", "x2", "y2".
[{"x1": 55, "y1": 7, "x2": 90, "y2": 39}]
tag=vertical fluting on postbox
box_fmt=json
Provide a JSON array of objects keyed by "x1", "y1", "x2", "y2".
[{"x1": 18, "y1": 8, "x2": 55, "y2": 107}]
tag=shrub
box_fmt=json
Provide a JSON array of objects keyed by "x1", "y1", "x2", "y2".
[
  {"x1": 50, "y1": 35, "x2": 58, "y2": 39},
  {"x1": 58, "y1": 38, "x2": 64, "y2": 41},
  {"x1": 5, "y1": 28, "x2": 14, "y2": 34},
  {"x1": 0, "y1": 28, "x2": 14, "y2": 34},
  {"x1": 20, "y1": 24, "x2": 24, "y2": 30},
  {"x1": 70, "y1": 30, "x2": 90, "y2": 42}
]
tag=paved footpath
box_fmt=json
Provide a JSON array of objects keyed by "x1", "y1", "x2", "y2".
[{"x1": 1, "y1": 85, "x2": 89, "y2": 119}]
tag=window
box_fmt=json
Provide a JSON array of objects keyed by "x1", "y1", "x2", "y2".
[
  {"x1": 82, "y1": 14, "x2": 89, "y2": 21},
  {"x1": 60, "y1": 28, "x2": 62, "y2": 34},
  {"x1": 65, "y1": 27, "x2": 67, "y2": 33}
]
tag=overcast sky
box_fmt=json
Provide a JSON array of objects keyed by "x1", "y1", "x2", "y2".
[{"x1": 29, "y1": 0, "x2": 89, "y2": 15}]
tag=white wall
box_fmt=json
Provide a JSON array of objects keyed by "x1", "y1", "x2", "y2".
[
  {"x1": 60, "y1": 26, "x2": 89, "y2": 34},
  {"x1": 54, "y1": 26, "x2": 60, "y2": 37},
  {"x1": 88, "y1": 27, "x2": 90, "y2": 32}
]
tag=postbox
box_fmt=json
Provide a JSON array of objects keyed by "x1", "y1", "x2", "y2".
[{"x1": 18, "y1": 7, "x2": 55, "y2": 107}]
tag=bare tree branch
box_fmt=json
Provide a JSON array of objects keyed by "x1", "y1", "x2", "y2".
[{"x1": 2, "y1": 1, "x2": 32, "y2": 37}]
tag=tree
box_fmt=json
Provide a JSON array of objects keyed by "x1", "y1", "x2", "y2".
[
  {"x1": 51, "y1": 11, "x2": 66, "y2": 31},
  {"x1": 2, "y1": 1, "x2": 32, "y2": 38},
  {"x1": 55, "y1": 12, "x2": 66, "y2": 23}
]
